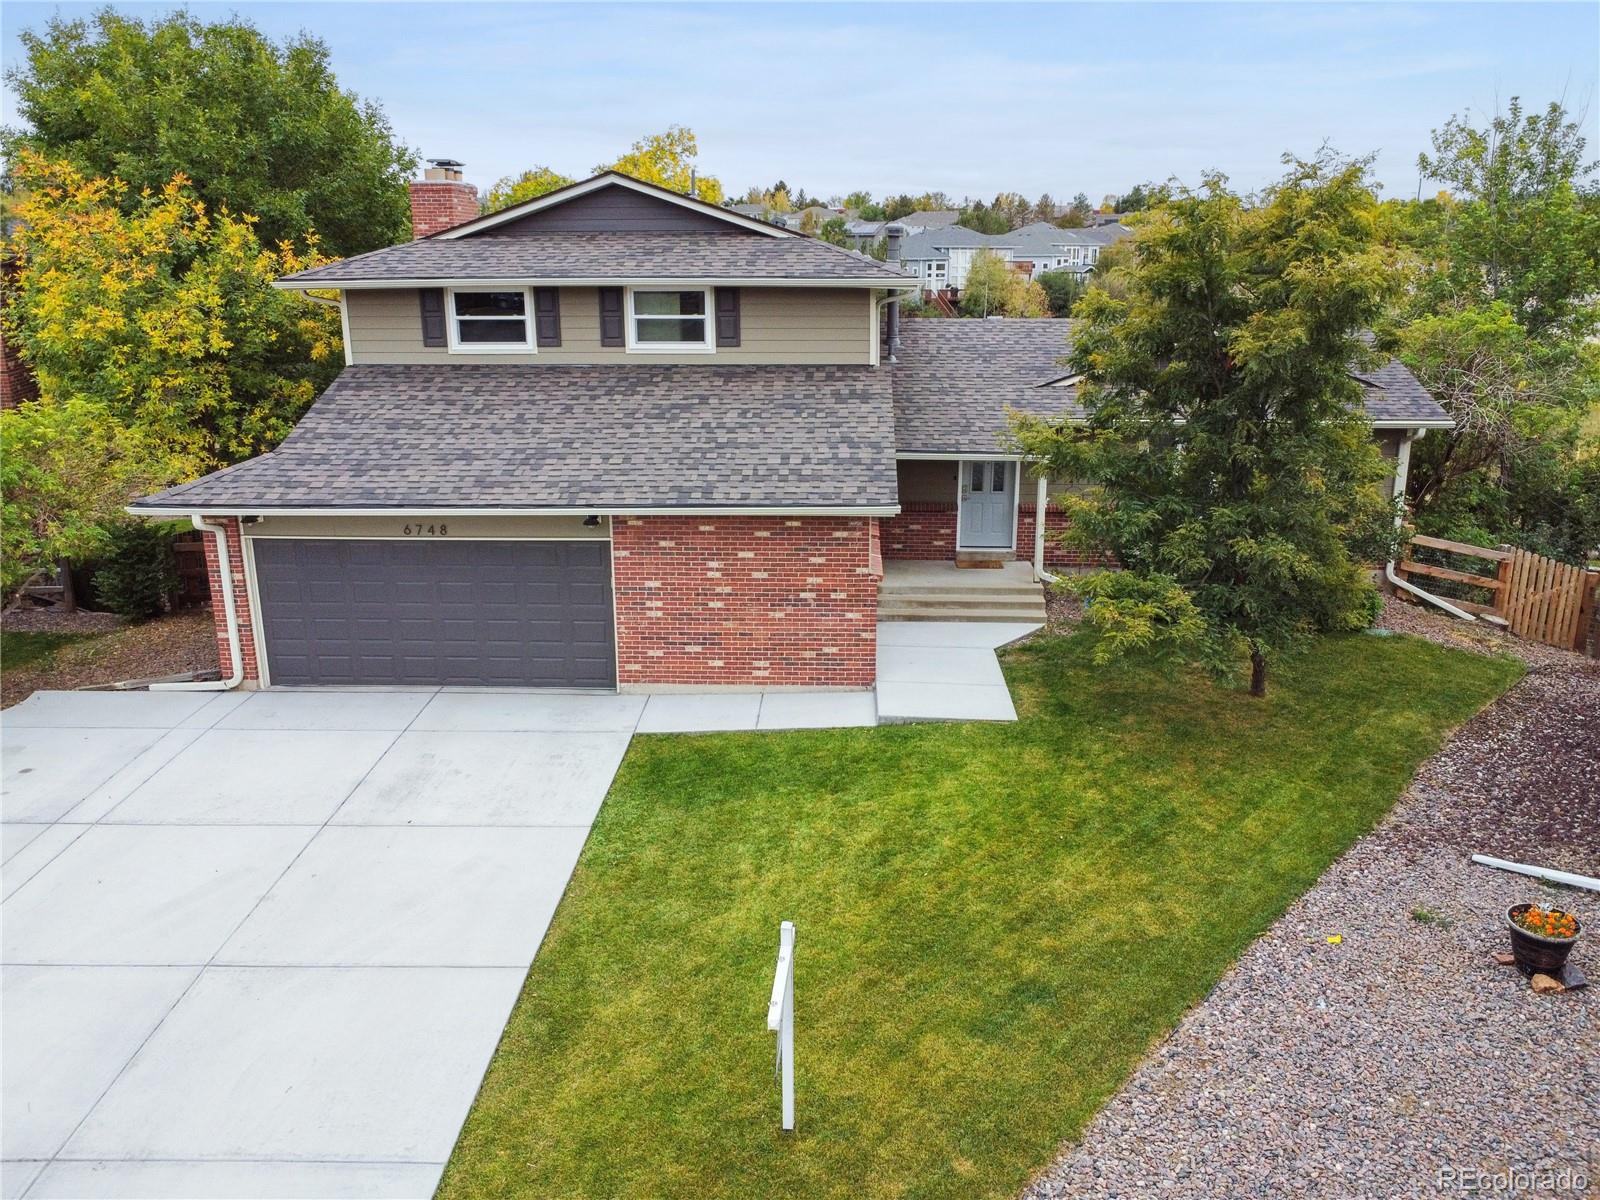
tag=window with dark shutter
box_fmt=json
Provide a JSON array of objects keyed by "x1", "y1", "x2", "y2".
[
  {"x1": 419, "y1": 288, "x2": 447, "y2": 347},
  {"x1": 714, "y1": 288, "x2": 741, "y2": 347},
  {"x1": 598, "y1": 288, "x2": 625, "y2": 347},
  {"x1": 533, "y1": 288, "x2": 561, "y2": 347}
]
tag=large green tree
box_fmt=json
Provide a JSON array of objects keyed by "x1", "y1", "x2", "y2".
[
  {"x1": 5, "y1": 8, "x2": 417, "y2": 255},
  {"x1": 1012, "y1": 155, "x2": 1399, "y2": 697},
  {"x1": 0, "y1": 399, "x2": 179, "y2": 597},
  {"x1": 1416, "y1": 97, "x2": 1600, "y2": 340},
  {"x1": 1391, "y1": 98, "x2": 1600, "y2": 561}
]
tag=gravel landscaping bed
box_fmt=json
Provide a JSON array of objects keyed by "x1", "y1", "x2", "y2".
[
  {"x1": 1025, "y1": 599, "x2": 1598, "y2": 1200},
  {"x1": 1, "y1": 609, "x2": 218, "y2": 708}
]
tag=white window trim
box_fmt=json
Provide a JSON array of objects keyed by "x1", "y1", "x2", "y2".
[
  {"x1": 445, "y1": 286, "x2": 535, "y2": 355},
  {"x1": 624, "y1": 286, "x2": 715, "y2": 354}
]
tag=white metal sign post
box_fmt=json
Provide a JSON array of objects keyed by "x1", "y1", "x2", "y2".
[{"x1": 767, "y1": 920, "x2": 796, "y2": 1132}]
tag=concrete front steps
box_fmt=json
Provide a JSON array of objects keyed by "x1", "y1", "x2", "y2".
[{"x1": 878, "y1": 559, "x2": 1048, "y2": 623}]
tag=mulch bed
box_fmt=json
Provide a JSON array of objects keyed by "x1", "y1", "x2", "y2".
[
  {"x1": 1024, "y1": 593, "x2": 1598, "y2": 1199},
  {"x1": 2, "y1": 609, "x2": 218, "y2": 709}
]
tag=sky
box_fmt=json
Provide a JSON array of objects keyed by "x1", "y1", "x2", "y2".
[{"x1": 4, "y1": 1, "x2": 1597, "y2": 205}]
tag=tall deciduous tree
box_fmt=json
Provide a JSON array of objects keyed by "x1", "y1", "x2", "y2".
[
  {"x1": 596, "y1": 126, "x2": 724, "y2": 204},
  {"x1": 959, "y1": 251, "x2": 1048, "y2": 317},
  {"x1": 5, "y1": 9, "x2": 417, "y2": 255},
  {"x1": 3, "y1": 151, "x2": 342, "y2": 472},
  {"x1": 1011, "y1": 155, "x2": 1399, "y2": 697},
  {"x1": 482, "y1": 166, "x2": 575, "y2": 213},
  {"x1": 817, "y1": 216, "x2": 850, "y2": 246},
  {"x1": 0, "y1": 399, "x2": 179, "y2": 597},
  {"x1": 1394, "y1": 99, "x2": 1600, "y2": 561},
  {"x1": 1417, "y1": 97, "x2": 1600, "y2": 340}
]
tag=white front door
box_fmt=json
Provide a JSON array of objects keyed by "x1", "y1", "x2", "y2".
[{"x1": 958, "y1": 460, "x2": 1015, "y2": 549}]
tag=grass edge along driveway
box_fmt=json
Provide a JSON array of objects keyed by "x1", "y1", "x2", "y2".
[{"x1": 439, "y1": 629, "x2": 1521, "y2": 1200}]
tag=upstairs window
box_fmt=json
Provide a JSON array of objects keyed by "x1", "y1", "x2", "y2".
[
  {"x1": 448, "y1": 289, "x2": 533, "y2": 351},
  {"x1": 626, "y1": 288, "x2": 712, "y2": 351}
]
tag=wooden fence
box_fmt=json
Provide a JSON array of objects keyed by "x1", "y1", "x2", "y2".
[{"x1": 1398, "y1": 534, "x2": 1599, "y2": 653}]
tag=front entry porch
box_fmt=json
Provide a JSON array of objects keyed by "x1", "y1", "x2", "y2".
[{"x1": 877, "y1": 559, "x2": 1047, "y2": 624}]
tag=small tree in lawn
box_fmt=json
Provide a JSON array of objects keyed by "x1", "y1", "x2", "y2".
[{"x1": 1010, "y1": 154, "x2": 1401, "y2": 697}]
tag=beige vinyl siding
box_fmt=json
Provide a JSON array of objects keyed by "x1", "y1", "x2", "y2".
[{"x1": 346, "y1": 286, "x2": 873, "y2": 365}]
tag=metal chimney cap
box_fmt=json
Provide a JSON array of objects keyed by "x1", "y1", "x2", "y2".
[{"x1": 427, "y1": 158, "x2": 465, "y2": 168}]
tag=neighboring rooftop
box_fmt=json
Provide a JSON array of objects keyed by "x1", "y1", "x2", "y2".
[{"x1": 134, "y1": 364, "x2": 899, "y2": 511}]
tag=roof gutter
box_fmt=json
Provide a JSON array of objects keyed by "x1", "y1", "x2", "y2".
[
  {"x1": 149, "y1": 515, "x2": 244, "y2": 691},
  {"x1": 272, "y1": 276, "x2": 914, "y2": 291},
  {"x1": 126, "y1": 504, "x2": 903, "y2": 519}
]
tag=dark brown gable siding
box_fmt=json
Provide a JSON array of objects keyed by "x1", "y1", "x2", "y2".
[{"x1": 478, "y1": 184, "x2": 757, "y2": 236}]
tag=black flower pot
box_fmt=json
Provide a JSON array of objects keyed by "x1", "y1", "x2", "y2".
[{"x1": 1507, "y1": 904, "x2": 1580, "y2": 975}]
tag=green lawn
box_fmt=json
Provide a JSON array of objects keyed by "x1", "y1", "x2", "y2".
[
  {"x1": 440, "y1": 631, "x2": 1520, "y2": 1200},
  {"x1": 1, "y1": 630, "x2": 96, "y2": 671}
]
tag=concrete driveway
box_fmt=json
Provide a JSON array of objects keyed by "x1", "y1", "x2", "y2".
[
  {"x1": 1, "y1": 634, "x2": 1030, "y2": 1198},
  {"x1": 1, "y1": 686, "x2": 641, "y2": 1200}
]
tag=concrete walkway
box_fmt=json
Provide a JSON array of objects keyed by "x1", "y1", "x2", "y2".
[{"x1": 875, "y1": 621, "x2": 1042, "y2": 723}]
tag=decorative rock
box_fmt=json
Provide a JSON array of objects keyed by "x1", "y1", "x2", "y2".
[
  {"x1": 1555, "y1": 961, "x2": 1588, "y2": 991},
  {"x1": 1491, "y1": 951, "x2": 1516, "y2": 966},
  {"x1": 1530, "y1": 973, "x2": 1565, "y2": 995}
]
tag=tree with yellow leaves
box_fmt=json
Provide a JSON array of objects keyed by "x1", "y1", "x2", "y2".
[
  {"x1": 595, "y1": 126, "x2": 724, "y2": 204},
  {"x1": 3, "y1": 150, "x2": 342, "y2": 472}
]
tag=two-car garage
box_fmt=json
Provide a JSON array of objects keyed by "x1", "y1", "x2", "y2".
[{"x1": 245, "y1": 522, "x2": 616, "y2": 689}]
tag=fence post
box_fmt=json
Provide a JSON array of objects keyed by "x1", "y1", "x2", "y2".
[
  {"x1": 1576, "y1": 572, "x2": 1600, "y2": 656},
  {"x1": 1493, "y1": 547, "x2": 1514, "y2": 624},
  {"x1": 767, "y1": 920, "x2": 795, "y2": 1133}
]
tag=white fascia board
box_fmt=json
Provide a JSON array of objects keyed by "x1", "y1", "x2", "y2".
[
  {"x1": 1370, "y1": 418, "x2": 1454, "y2": 429},
  {"x1": 126, "y1": 504, "x2": 902, "y2": 519},
  {"x1": 274, "y1": 276, "x2": 916, "y2": 291},
  {"x1": 895, "y1": 452, "x2": 1025, "y2": 461},
  {"x1": 436, "y1": 173, "x2": 791, "y2": 240}
]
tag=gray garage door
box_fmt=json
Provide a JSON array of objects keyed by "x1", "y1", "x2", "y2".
[{"x1": 252, "y1": 539, "x2": 615, "y2": 688}]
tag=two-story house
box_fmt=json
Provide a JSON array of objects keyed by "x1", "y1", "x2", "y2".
[
  {"x1": 133, "y1": 166, "x2": 1451, "y2": 694},
  {"x1": 901, "y1": 221, "x2": 1134, "y2": 293}
]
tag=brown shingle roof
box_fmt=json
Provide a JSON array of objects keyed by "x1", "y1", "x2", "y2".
[
  {"x1": 891, "y1": 318, "x2": 1451, "y2": 455},
  {"x1": 134, "y1": 322, "x2": 1449, "y2": 512},
  {"x1": 279, "y1": 232, "x2": 914, "y2": 286},
  {"x1": 134, "y1": 364, "x2": 898, "y2": 511}
]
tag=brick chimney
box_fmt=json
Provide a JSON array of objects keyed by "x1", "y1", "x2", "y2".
[{"x1": 408, "y1": 159, "x2": 479, "y2": 238}]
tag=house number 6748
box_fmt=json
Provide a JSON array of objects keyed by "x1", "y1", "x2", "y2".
[{"x1": 402, "y1": 523, "x2": 449, "y2": 536}]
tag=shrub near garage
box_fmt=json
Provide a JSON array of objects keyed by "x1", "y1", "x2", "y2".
[{"x1": 91, "y1": 521, "x2": 182, "y2": 619}]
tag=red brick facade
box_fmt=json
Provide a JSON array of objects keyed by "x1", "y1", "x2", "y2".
[
  {"x1": 880, "y1": 501, "x2": 1112, "y2": 569},
  {"x1": 1014, "y1": 503, "x2": 1117, "y2": 569},
  {"x1": 881, "y1": 502, "x2": 959, "y2": 559},
  {"x1": 612, "y1": 515, "x2": 878, "y2": 688},
  {"x1": 408, "y1": 180, "x2": 480, "y2": 238},
  {"x1": 200, "y1": 518, "x2": 261, "y2": 683}
]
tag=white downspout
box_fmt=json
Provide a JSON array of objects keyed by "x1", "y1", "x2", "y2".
[
  {"x1": 1384, "y1": 428, "x2": 1476, "y2": 622},
  {"x1": 1032, "y1": 470, "x2": 1058, "y2": 584},
  {"x1": 152, "y1": 515, "x2": 245, "y2": 690}
]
